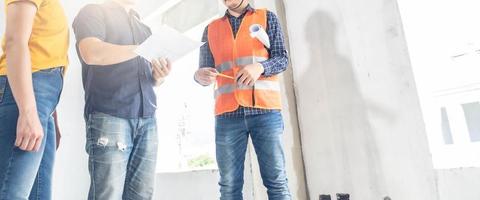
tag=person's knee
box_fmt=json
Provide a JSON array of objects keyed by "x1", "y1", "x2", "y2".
[
  {"x1": 261, "y1": 168, "x2": 289, "y2": 188},
  {"x1": 219, "y1": 168, "x2": 245, "y2": 189}
]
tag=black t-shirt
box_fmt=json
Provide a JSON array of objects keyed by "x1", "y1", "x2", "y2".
[{"x1": 73, "y1": 1, "x2": 157, "y2": 119}]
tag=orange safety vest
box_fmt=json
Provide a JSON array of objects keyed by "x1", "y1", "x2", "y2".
[{"x1": 208, "y1": 9, "x2": 282, "y2": 116}]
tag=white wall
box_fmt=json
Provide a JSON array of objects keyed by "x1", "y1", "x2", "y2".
[
  {"x1": 154, "y1": 170, "x2": 220, "y2": 200},
  {"x1": 436, "y1": 168, "x2": 480, "y2": 200},
  {"x1": 52, "y1": 1, "x2": 93, "y2": 199},
  {"x1": 153, "y1": 159, "x2": 256, "y2": 200},
  {"x1": 283, "y1": 0, "x2": 438, "y2": 199},
  {"x1": 397, "y1": 0, "x2": 480, "y2": 199},
  {"x1": 397, "y1": 0, "x2": 480, "y2": 170}
]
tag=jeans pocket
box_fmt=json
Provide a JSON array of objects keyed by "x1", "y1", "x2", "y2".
[{"x1": 0, "y1": 76, "x2": 7, "y2": 104}]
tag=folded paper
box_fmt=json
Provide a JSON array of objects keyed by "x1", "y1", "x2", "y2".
[
  {"x1": 249, "y1": 24, "x2": 271, "y2": 49},
  {"x1": 135, "y1": 25, "x2": 204, "y2": 62}
]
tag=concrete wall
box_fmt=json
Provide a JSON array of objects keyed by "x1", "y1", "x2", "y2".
[
  {"x1": 436, "y1": 168, "x2": 480, "y2": 200},
  {"x1": 282, "y1": 0, "x2": 439, "y2": 199},
  {"x1": 153, "y1": 166, "x2": 257, "y2": 200},
  {"x1": 154, "y1": 170, "x2": 220, "y2": 200},
  {"x1": 247, "y1": 1, "x2": 308, "y2": 200}
]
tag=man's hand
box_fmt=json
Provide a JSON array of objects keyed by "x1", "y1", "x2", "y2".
[
  {"x1": 236, "y1": 63, "x2": 264, "y2": 86},
  {"x1": 152, "y1": 58, "x2": 172, "y2": 86},
  {"x1": 16, "y1": 108, "x2": 44, "y2": 152},
  {"x1": 195, "y1": 68, "x2": 218, "y2": 86}
]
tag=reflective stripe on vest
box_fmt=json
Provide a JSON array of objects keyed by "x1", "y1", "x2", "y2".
[
  {"x1": 216, "y1": 61, "x2": 234, "y2": 73},
  {"x1": 215, "y1": 56, "x2": 268, "y2": 73},
  {"x1": 214, "y1": 80, "x2": 280, "y2": 99},
  {"x1": 235, "y1": 56, "x2": 268, "y2": 66}
]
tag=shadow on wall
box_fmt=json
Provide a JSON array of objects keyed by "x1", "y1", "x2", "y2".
[
  {"x1": 300, "y1": 10, "x2": 387, "y2": 198},
  {"x1": 273, "y1": 0, "x2": 309, "y2": 199}
]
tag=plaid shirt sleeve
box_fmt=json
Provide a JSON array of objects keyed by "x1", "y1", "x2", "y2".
[
  {"x1": 195, "y1": 26, "x2": 215, "y2": 85},
  {"x1": 199, "y1": 26, "x2": 215, "y2": 69},
  {"x1": 259, "y1": 11, "x2": 289, "y2": 77}
]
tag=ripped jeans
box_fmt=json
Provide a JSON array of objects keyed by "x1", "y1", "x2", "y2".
[{"x1": 85, "y1": 112, "x2": 158, "y2": 200}]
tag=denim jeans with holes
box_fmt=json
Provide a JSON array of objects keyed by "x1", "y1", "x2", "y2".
[
  {"x1": 85, "y1": 112, "x2": 158, "y2": 200},
  {"x1": 0, "y1": 67, "x2": 63, "y2": 200}
]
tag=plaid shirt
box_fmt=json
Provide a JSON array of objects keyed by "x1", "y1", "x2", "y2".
[{"x1": 198, "y1": 5, "x2": 289, "y2": 118}]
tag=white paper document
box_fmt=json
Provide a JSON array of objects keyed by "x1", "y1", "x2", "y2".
[{"x1": 135, "y1": 26, "x2": 204, "y2": 62}]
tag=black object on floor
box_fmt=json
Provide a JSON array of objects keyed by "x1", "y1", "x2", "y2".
[
  {"x1": 336, "y1": 193, "x2": 350, "y2": 200},
  {"x1": 320, "y1": 194, "x2": 332, "y2": 200}
]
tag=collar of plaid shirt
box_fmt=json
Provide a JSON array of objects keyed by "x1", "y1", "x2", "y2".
[{"x1": 223, "y1": 4, "x2": 255, "y2": 19}]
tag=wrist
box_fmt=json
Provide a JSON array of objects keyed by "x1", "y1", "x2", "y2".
[
  {"x1": 194, "y1": 71, "x2": 205, "y2": 84},
  {"x1": 194, "y1": 71, "x2": 199, "y2": 80},
  {"x1": 18, "y1": 104, "x2": 37, "y2": 115},
  {"x1": 155, "y1": 77, "x2": 165, "y2": 86},
  {"x1": 257, "y1": 63, "x2": 265, "y2": 73}
]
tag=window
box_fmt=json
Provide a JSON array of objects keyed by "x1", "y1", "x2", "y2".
[
  {"x1": 462, "y1": 102, "x2": 480, "y2": 142},
  {"x1": 144, "y1": 0, "x2": 222, "y2": 172},
  {"x1": 399, "y1": 0, "x2": 480, "y2": 168},
  {"x1": 154, "y1": 25, "x2": 217, "y2": 172},
  {"x1": 440, "y1": 107, "x2": 454, "y2": 145}
]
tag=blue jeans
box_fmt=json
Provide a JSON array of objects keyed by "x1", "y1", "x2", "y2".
[
  {"x1": 0, "y1": 68, "x2": 63, "y2": 200},
  {"x1": 85, "y1": 112, "x2": 158, "y2": 200},
  {"x1": 215, "y1": 112, "x2": 291, "y2": 200}
]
